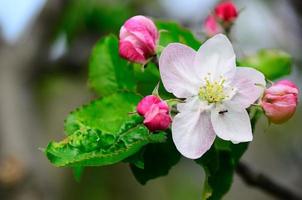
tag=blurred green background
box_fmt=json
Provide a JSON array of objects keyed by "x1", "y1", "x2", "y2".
[{"x1": 0, "y1": 0, "x2": 302, "y2": 199}]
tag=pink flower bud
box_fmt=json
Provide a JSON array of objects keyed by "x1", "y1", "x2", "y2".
[
  {"x1": 204, "y1": 15, "x2": 222, "y2": 37},
  {"x1": 214, "y1": 1, "x2": 238, "y2": 22},
  {"x1": 137, "y1": 95, "x2": 161, "y2": 116},
  {"x1": 136, "y1": 95, "x2": 171, "y2": 131},
  {"x1": 144, "y1": 106, "x2": 172, "y2": 132},
  {"x1": 119, "y1": 15, "x2": 159, "y2": 64},
  {"x1": 261, "y1": 80, "x2": 299, "y2": 124}
]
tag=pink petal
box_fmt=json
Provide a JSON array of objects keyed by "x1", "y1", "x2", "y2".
[
  {"x1": 123, "y1": 15, "x2": 158, "y2": 53},
  {"x1": 172, "y1": 100, "x2": 216, "y2": 159},
  {"x1": 136, "y1": 95, "x2": 161, "y2": 116},
  {"x1": 211, "y1": 102, "x2": 253, "y2": 143},
  {"x1": 193, "y1": 34, "x2": 236, "y2": 81},
  {"x1": 159, "y1": 43, "x2": 200, "y2": 98},
  {"x1": 275, "y1": 80, "x2": 299, "y2": 90},
  {"x1": 119, "y1": 40, "x2": 146, "y2": 64},
  {"x1": 266, "y1": 80, "x2": 298, "y2": 97},
  {"x1": 124, "y1": 15, "x2": 158, "y2": 41},
  {"x1": 204, "y1": 15, "x2": 222, "y2": 37},
  {"x1": 144, "y1": 106, "x2": 172, "y2": 131},
  {"x1": 231, "y1": 67, "x2": 266, "y2": 108}
]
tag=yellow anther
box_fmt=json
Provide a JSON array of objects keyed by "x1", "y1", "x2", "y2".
[{"x1": 199, "y1": 78, "x2": 226, "y2": 104}]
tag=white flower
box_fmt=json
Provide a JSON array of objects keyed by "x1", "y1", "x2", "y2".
[{"x1": 159, "y1": 34, "x2": 266, "y2": 159}]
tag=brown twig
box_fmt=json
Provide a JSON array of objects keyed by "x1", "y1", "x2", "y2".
[{"x1": 236, "y1": 161, "x2": 302, "y2": 200}]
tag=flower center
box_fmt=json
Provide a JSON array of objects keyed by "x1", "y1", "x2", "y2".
[{"x1": 198, "y1": 78, "x2": 226, "y2": 104}]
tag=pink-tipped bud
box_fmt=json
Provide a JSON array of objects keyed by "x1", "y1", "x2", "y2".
[
  {"x1": 137, "y1": 95, "x2": 162, "y2": 116},
  {"x1": 261, "y1": 80, "x2": 299, "y2": 124},
  {"x1": 136, "y1": 95, "x2": 171, "y2": 131},
  {"x1": 119, "y1": 15, "x2": 159, "y2": 64},
  {"x1": 214, "y1": 1, "x2": 238, "y2": 22},
  {"x1": 204, "y1": 15, "x2": 223, "y2": 37}
]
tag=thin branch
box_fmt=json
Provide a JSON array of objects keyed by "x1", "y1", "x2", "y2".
[{"x1": 236, "y1": 161, "x2": 302, "y2": 200}]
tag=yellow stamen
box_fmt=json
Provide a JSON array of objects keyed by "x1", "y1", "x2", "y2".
[{"x1": 199, "y1": 78, "x2": 226, "y2": 104}]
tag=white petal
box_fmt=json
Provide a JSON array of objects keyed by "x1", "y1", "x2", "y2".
[
  {"x1": 194, "y1": 34, "x2": 236, "y2": 81},
  {"x1": 172, "y1": 100, "x2": 216, "y2": 159},
  {"x1": 177, "y1": 96, "x2": 201, "y2": 112},
  {"x1": 159, "y1": 43, "x2": 200, "y2": 98},
  {"x1": 231, "y1": 67, "x2": 266, "y2": 108},
  {"x1": 211, "y1": 102, "x2": 253, "y2": 143}
]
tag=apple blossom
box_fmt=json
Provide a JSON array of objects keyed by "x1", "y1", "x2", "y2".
[
  {"x1": 159, "y1": 34, "x2": 265, "y2": 159},
  {"x1": 137, "y1": 95, "x2": 171, "y2": 131},
  {"x1": 261, "y1": 80, "x2": 299, "y2": 124},
  {"x1": 119, "y1": 15, "x2": 159, "y2": 64}
]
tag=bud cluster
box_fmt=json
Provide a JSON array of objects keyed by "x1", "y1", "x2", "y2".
[
  {"x1": 137, "y1": 95, "x2": 172, "y2": 132},
  {"x1": 204, "y1": 0, "x2": 238, "y2": 36}
]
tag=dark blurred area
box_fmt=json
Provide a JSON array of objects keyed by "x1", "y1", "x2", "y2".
[{"x1": 0, "y1": 0, "x2": 302, "y2": 199}]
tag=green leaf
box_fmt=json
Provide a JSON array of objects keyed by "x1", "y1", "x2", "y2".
[
  {"x1": 197, "y1": 147, "x2": 232, "y2": 200},
  {"x1": 196, "y1": 140, "x2": 248, "y2": 200},
  {"x1": 238, "y1": 49, "x2": 292, "y2": 80},
  {"x1": 46, "y1": 114, "x2": 167, "y2": 167},
  {"x1": 129, "y1": 131, "x2": 181, "y2": 185},
  {"x1": 88, "y1": 35, "x2": 136, "y2": 96},
  {"x1": 64, "y1": 92, "x2": 141, "y2": 136},
  {"x1": 45, "y1": 92, "x2": 167, "y2": 167},
  {"x1": 155, "y1": 20, "x2": 201, "y2": 51},
  {"x1": 124, "y1": 151, "x2": 145, "y2": 169}
]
